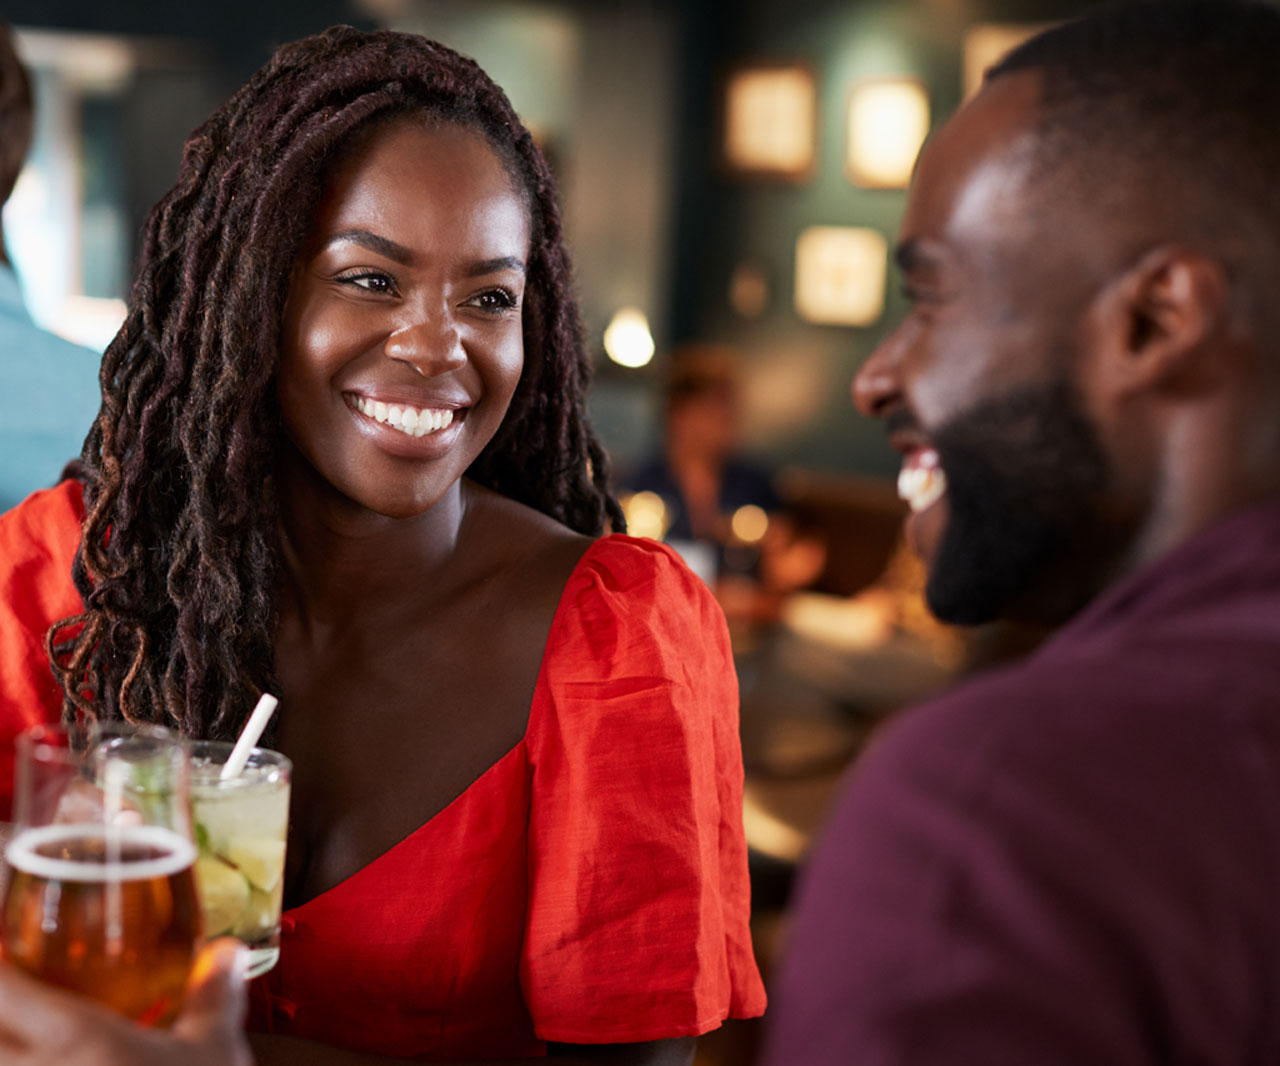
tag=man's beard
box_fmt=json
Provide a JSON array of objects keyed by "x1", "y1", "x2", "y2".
[{"x1": 925, "y1": 378, "x2": 1116, "y2": 627}]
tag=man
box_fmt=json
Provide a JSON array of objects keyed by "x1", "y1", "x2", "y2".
[
  {"x1": 762, "y1": 2, "x2": 1280, "y2": 1062},
  {"x1": 0, "y1": 21, "x2": 101, "y2": 513}
]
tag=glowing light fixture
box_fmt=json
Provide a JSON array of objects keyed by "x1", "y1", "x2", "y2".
[
  {"x1": 794, "y1": 226, "x2": 887, "y2": 327},
  {"x1": 722, "y1": 64, "x2": 816, "y2": 179},
  {"x1": 845, "y1": 78, "x2": 930, "y2": 188},
  {"x1": 731, "y1": 504, "x2": 769, "y2": 545},
  {"x1": 963, "y1": 24, "x2": 1047, "y2": 99},
  {"x1": 603, "y1": 307, "x2": 655, "y2": 368},
  {"x1": 621, "y1": 491, "x2": 670, "y2": 541}
]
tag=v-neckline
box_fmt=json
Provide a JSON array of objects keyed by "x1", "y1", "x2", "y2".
[
  {"x1": 283, "y1": 737, "x2": 529, "y2": 917},
  {"x1": 280, "y1": 534, "x2": 614, "y2": 915}
]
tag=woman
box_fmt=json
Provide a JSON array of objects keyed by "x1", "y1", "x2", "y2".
[{"x1": 0, "y1": 26, "x2": 764, "y2": 1064}]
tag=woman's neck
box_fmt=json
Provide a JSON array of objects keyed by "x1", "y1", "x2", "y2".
[{"x1": 275, "y1": 455, "x2": 468, "y2": 627}]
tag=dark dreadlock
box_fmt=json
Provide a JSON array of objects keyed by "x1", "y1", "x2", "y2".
[{"x1": 50, "y1": 26, "x2": 624, "y2": 741}]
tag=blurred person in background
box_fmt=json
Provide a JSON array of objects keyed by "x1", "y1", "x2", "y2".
[
  {"x1": 624, "y1": 345, "x2": 825, "y2": 618},
  {"x1": 761, "y1": 3, "x2": 1280, "y2": 1063},
  {"x1": 627, "y1": 345, "x2": 781, "y2": 555},
  {"x1": 0, "y1": 20, "x2": 100, "y2": 513}
]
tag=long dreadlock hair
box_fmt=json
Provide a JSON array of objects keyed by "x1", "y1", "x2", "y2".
[{"x1": 50, "y1": 26, "x2": 624, "y2": 742}]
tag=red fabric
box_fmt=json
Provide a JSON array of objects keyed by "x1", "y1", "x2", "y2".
[
  {"x1": 0, "y1": 482, "x2": 86, "y2": 817},
  {"x1": 0, "y1": 482, "x2": 766, "y2": 1059}
]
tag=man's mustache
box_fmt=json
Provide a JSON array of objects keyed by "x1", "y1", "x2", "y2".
[{"x1": 884, "y1": 407, "x2": 921, "y2": 438}]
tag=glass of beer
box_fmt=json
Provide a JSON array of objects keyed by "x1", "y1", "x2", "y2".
[
  {"x1": 1, "y1": 722, "x2": 201, "y2": 1026},
  {"x1": 187, "y1": 741, "x2": 291, "y2": 978}
]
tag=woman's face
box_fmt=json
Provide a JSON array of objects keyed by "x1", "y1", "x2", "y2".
[{"x1": 277, "y1": 119, "x2": 531, "y2": 518}]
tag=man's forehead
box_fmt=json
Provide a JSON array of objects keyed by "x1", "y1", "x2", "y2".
[{"x1": 899, "y1": 71, "x2": 1046, "y2": 254}]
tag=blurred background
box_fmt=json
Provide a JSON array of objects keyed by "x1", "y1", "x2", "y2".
[
  {"x1": 2, "y1": 0, "x2": 1109, "y2": 1059},
  {"x1": 4, "y1": 0, "x2": 1098, "y2": 480}
]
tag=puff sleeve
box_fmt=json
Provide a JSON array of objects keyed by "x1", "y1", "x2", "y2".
[
  {"x1": 521, "y1": 535, "x2": 766, "y2": 1043},
  {"x1": 0, "y1": 482, "x2": 86, "y2": 817}
]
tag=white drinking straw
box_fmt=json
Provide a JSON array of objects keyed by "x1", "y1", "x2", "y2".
[{"x1": 220, "y1": 693, "x2": 280, "y2": 780}]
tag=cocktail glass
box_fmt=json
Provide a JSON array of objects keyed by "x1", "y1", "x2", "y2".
[{"x1": 187, "y1": 741, "x2": 291, "y2": 978}]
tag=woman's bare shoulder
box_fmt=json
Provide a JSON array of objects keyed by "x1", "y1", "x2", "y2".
[{"x1": 462, "y1": 481, "x2": 595, "y2": 569}]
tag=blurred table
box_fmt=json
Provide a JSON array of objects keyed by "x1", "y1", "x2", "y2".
[{"x1": 737, "y1": 592, "x2": 962, "y2": 869}]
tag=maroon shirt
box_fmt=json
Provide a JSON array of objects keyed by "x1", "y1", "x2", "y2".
[{"x1": 762, "y1": 499, "x2": 1280, "y2": 1065}]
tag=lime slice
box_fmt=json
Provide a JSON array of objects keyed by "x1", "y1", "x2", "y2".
[
  {"x1": 226, "y1": 839, "x2": 286, "y2": 893},
  {"x1": 232, "y1": 886, "x2": 278, "y2": 940},
  {"x1": 194, "y1": 854, "x2": 250, "y2": 936}
]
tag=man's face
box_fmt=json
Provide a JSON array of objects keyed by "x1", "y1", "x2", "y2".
[{"x1": 854, "y1": 71, "x2": 1131, "y2": 626}]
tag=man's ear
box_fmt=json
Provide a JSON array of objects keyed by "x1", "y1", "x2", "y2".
[{"x1": 1084, "y1": 244, "x2": 1230, "y2": 399}]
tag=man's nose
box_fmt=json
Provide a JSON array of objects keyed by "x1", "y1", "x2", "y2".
[
  {"x1": 384, "y1": 312, "x2": 466, "y2": 377},
  {"x1": 851, "y1": 328, "x2": 904, "y2": 418}
]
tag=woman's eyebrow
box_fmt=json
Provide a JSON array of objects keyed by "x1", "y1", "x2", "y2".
[
  {"x1": 318, "y1": 233, "x2": 524, "y2": 279},
  {"x1": 466, "y1": 256, "x2": 525, "y2": 278},
  {"x1": 322, "y1": 228, "x2": 414, "y2": 264}
]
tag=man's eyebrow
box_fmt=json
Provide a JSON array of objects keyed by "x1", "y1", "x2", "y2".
[
  {"x1": 466, "y1": 256, "x2": 526, "y2": 278},
  {"x1": 322, "y1": 229, "x2": 414, "y2": 265}
]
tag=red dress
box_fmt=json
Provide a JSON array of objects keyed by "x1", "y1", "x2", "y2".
[{"x1": 0, "y1": 483, "x2": 767, "y2": 1059}]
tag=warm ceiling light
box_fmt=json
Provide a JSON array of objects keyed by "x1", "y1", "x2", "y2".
[
  {"x1": 603, "y1": 307, "x2": 655, "y2": 368},
  {"x1": 845, "y1": 78, "x2": 930, "y2": 188}
]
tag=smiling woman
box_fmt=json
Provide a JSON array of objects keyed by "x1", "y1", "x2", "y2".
[{"x1": 0, "y1": 26, "x2": 765, "y2": 1066}]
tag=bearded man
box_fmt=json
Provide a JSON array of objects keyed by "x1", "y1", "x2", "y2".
[{"x1": 763, "y1": 3, "x2": 1280, "y2": 1063}]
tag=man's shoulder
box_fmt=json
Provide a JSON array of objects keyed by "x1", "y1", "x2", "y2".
[{"x1": 850, "y1": 631, "x2": 1280, "y2": 838}]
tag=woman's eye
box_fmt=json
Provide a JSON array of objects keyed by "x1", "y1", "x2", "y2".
[
  {"x1": 471, "y1": 288, "x2": 519, "y2": 313},
  {"x1": 339, "y1": 272, "x2": 396, "y2": 295}
]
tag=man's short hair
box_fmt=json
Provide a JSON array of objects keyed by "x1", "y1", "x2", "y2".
[
  {"x1": 0, "y1": 22, "x2": 32, "y2": 205},
  {"x1": 986, "y1": 1, "x2": 1280, "y2": 252}
]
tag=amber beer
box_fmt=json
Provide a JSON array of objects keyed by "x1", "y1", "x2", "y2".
[{"x1": 1, "y1": 822, "x2": 201, "y2": 1025}]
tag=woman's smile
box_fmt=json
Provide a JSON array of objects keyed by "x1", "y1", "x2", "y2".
[
  {"x1": 345, "y1": 394, "x2": 458, "y2": 438},
  {"x1": 340, "y1": 390, "x2": 469, "y2": 459}
]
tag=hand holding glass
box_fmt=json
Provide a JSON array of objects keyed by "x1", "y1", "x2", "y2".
[{"x1": 1, "y1": 723, "x2": 201, "y2": 1026}]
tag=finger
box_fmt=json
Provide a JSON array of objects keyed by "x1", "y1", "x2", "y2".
[
  {"x1": 172, "y1": 939, "x2": 249, "y2": 1042},
  {"x1": 0, "y1": 961, "x2": 101, "y2": 1049}
]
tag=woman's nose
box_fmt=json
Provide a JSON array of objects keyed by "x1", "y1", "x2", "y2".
[{"x1": 384, "y1": 314, "x2": 466, "y2": 377}]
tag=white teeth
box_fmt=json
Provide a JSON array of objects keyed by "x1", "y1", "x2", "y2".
[
  {"x1": 347, "y1": 396, "x2": 458, "y2": 439},
  {"x1": 897, "y1": 452, "x2": 947, "y2": 514}
]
